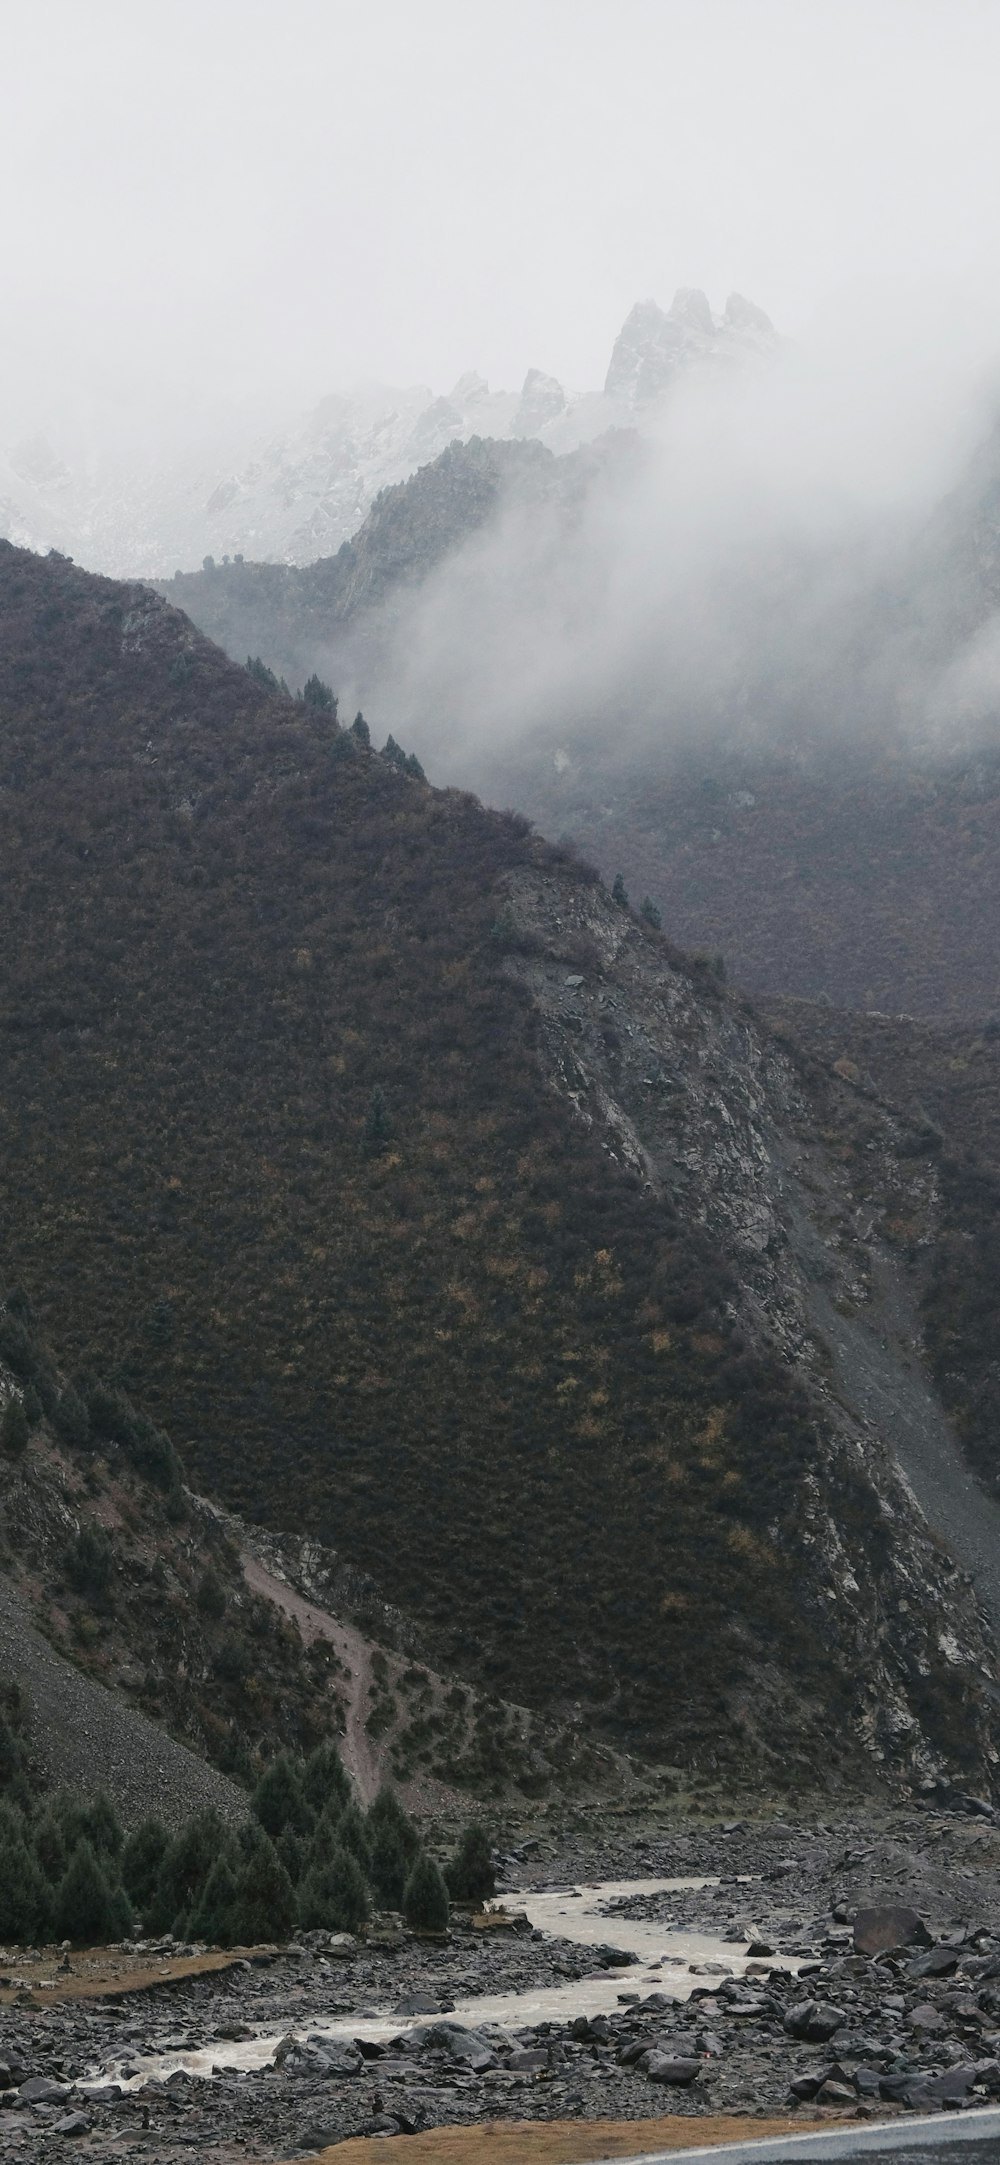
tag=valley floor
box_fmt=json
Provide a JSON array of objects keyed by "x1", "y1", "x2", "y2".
[{"x1": 2, "y1": 1804, "x2": 999, "y2": 2161}]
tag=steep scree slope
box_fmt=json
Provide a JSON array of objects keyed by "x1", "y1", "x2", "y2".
[{"x1": 0, "y1": 542, "x2": 995, "y2": 1791}]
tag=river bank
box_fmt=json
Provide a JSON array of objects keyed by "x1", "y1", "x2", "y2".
[{"x1": 0, "y1": 1801, "x2": 998, "y2": 2159}]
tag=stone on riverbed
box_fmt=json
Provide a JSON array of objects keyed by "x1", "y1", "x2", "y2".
[
  {"x1": 646, "y1": 2054, "x2": 702, "y2": 2085},
  {"x1": 783, "y1": 1999, "x2": 844, "y2": 2041},
  {"x1": 853, "y1": 1904, "x2": 933, "y2": 1956}
]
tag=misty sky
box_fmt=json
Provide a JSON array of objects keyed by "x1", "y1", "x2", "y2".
[{"x1": 6, "y1": 0, "x2": 1000, "y2": 446}]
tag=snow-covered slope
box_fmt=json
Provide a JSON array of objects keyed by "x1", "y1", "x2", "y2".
[{"x1": 0, "y1": 291, "x2": 777, "y2": 576}]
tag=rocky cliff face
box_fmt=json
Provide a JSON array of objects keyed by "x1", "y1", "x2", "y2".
[{"x1": 497, "y1": 863, "x2": 1000, "y2": 1787}]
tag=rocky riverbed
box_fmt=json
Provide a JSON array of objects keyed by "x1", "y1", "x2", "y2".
[{"x1": 2, "y1": 1799, "x2": 1000, "y2": 2160}]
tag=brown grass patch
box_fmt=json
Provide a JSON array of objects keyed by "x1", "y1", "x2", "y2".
[
  {"x1": 0, "y1": 1944, "x2": 278, "y2": 2007},
  {"x1": 288, "y1": 2112, "x2": 834, "y2": 2165}
]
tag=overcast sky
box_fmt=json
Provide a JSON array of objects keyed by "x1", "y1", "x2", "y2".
[{"x1": 5, "y1": 0, "x2": 1000, "y2": 441}]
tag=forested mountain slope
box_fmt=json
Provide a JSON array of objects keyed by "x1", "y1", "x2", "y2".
[
  {"x1": 0, "y1": 542, "x2": 997, "y2": 1796},
  {"x1": 159, "y1": 422, "x2": 1000, "y2": 1024}
]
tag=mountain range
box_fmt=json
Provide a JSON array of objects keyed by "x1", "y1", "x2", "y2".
[{"x1": 0, "y1": 290, "x2": 777, "y2": 576}]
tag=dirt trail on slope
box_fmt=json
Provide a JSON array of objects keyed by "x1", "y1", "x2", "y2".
[{"x1": 241, "y1": 1552, "x2": 381, "y2": 1801}]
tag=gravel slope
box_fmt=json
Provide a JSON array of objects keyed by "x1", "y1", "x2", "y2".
[{"x1": 0, "y1": 1573, "x2": 246, "y2": 1827}]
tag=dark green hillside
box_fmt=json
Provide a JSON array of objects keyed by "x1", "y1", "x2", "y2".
[
  {"x1": 490, "y1": 737, "x2": 1000, "y2": 1025},
  {"x1": 160, "y1": 436, "x2": 560, "y2": 686},
  {"x1": 0, "y1": 541, "x2": 989, "y2": 1788},
  {"x1": 159, "y1": 424, "x2": 1000, "y2": 1027}
]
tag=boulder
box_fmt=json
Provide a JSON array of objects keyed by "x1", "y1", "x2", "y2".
[
  {"x1": 853, "y1": 1905, "x2": 933, "y2": 1956},
  {"x1": 18, "y1": 2078, "x2": 72, "y2": 2104},
  {"x1": 783, "y1": 2000, "x2": 844, "y2": 2042},
  {"x1": 646, "y1": 2055, "x2": 701, "y2": 2086},
  {"x1": 907, "y1": 2003, "x2": 946, "y2": 2033},
  {"x1": 419, "y1": 2023, "x2": 497, "y2": 2073},
  {"x1": 907, "y1": 1946, "x2": 958, "y2": 1978},
  {"x1": 319, "y1": 2049, "x2": 363, "y2": 2078}
]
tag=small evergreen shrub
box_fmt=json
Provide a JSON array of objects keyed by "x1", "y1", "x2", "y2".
[
  {"x1": 64, "y1": 1526, "x2": 114, "y2": 1597},
  {"x1": 196, "y1": 1570, "x2": 227, "y2": 1620},
  {"x1": 52, "y1": 1386, "x2": 90, "y2": 1450}
]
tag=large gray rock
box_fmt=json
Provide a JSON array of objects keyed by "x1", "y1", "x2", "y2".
[
  {"x1": 782, "y1": 2000, "x2": 844, "y2": 2042},
  {"x1": 646, "y1": 2054, "x2": 702, "y2": 2086},
  {"x1": 853, "y1": 1904, "x2": 933, "y2": 1955},
  {"x1": 18, "y1": 2077, "x2": 72, "y2": 2104},
  {"x1": 417, "y1": 2022, "x2": 497, "y2": 2073}
]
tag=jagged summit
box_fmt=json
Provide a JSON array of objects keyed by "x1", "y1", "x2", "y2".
[
  {"x1": 0, "y1": 290, "x2": 777, "y2": 575},
  {"x1": 604, "y1": 287, "x2": 778, "y2": 401}
]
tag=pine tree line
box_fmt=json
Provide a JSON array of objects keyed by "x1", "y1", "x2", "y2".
[{"x1": 0, "y1": 1734, "x2": 494, "y2": 1949}]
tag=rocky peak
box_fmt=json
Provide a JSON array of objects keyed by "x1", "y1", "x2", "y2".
[
  {"x1": 514, "y1": 367, "x2": 567, "y2": 434},
  {"x1": 604, "y1": 287, "x2": 777, "y2": 403}
]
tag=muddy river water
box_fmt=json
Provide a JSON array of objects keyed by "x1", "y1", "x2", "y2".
[{"x1": 90, "y1": 1875, "x2": 795, "y2": 2092}]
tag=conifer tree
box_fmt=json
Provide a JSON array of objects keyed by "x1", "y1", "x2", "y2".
[
  {"x1": 230, "y1": 1822, "x2": 296, "y2": 1945},
  {"x1": 368, "y1": 1816, "x2": 408, "y2": 1909},
  {"x1": 188, "y1": 1850, "x2": 238, "y2": 1946},
  {"x1": 55, "y1": 1838, "x2": 123, "y2": 1944},
  {"x1": 0, "y1": 1833, "x2": 51, "y2": 1943},
  {"x1": 336, "y1": 1800, "x2": 372, "y2": 1874},
  {"x1": 252, "y1": 1750, "x2": 310, "y2": 1838},
  {"x1": 403, "y1": 1851, "x2": 450, "y2": 1934},
  {"x1": 276, "y1": 1824, "x2": 306, "y2": 1886},
  {"x1": 639, "y1": 896, "x2": 662, "y2": 929},
  {"x1": 307, "y1": 1804, "x2": 345, "y2": 1870},
  {"x1": 302, "y1": 674, "x2": 337, "y2": 714},
  {"x1": 298, "y1": 1843, "x2": 370, "y2": 1933},
  {"x1": 611, "y1": 872, "x2": 629, "y2": 907},
  {"x1": 301, "y1": 1740, "x2": 351, "y2": 1819},
  {"x1": 121, "y1": 1817, "x2": 169, "y2": 1910},
  {"x1": 445, "y1": 1820, "x2": 495, "y2": 1902},
  {"x1": 79, "y1": 1788, "x2": 124, "y2": 1863},
  {"x1": 33, "y1": 1806, "x2": 68, "y2": 1887},
  {"x1": 149, "y1": 1810, "x2": 225, "y2": 1935},
  {"x1": 367, "y1": 1784, "x2": 418, "y2": 1846}
]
